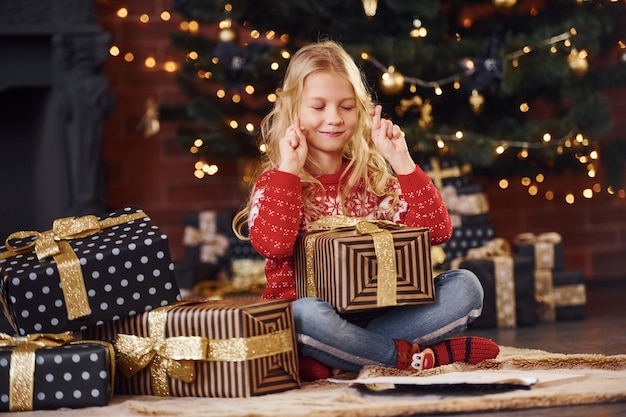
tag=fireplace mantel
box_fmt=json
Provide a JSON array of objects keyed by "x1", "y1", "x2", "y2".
[{"x1": 0, "y1": 0, "x2": 113, "y2": 238}]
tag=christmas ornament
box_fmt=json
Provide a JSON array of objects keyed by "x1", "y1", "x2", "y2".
[
  {"x1": 213, "y1": 41, "x2": 269, "y2": 90},
  {"x1": 469, "y1": 89, "x2": 485, "y2": 114},
  {"x1": 379, "y1": 66, "x2": 405, "y2": 95},
  {"x1": 492, "y1": 0, "x2": 517, "y2": 8},
  {"x1": 567, "y1": 49, "x2": 588, "y2": 76}
]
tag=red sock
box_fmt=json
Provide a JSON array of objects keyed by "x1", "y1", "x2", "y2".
[
  {"x1": 394, "y1": 339, "x2": 435, "y2": 371},
  {"x1": 298, "y1": 355, "x2": 332, "y2": 381},
  {"x1": 394, "y1": 339, "x2": 414, "y2": 369},
  {"x1": 428, "y1": 336, "x2": 500, "y2": 366}
]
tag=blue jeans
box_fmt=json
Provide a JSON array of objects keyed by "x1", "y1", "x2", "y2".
[{"x1": 291, "y1": 268, "x2": 484, "y2": 372}]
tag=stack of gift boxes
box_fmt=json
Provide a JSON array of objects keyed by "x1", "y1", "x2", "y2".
[
  {"x1": 421, "y1": 156, "x2": 587, "y2": 329},
  {"x1": 0, "y1": 168, "x2": 588, "y2": 411},
  {"x1": 419, "y1": 156, "x2": 496, "y2": 263},
  {"x1": 179, "y1": 210, "x2": 267, "y2": 299},
  {"x1": 0, "y1": 207, "x2": 299, "y2": 412}
]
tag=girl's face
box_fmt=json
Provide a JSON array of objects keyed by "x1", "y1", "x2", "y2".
[{"x1": 298, "y1": 71, "x2": 358, "y2": 164}]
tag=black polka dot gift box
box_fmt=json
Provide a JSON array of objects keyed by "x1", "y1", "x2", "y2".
[
  {"x1": 0, "y1": 207, "x2": 182, "y2": 336},
  {"x1": 0, "y1": 332, "x2": 114, "y2": 412}
]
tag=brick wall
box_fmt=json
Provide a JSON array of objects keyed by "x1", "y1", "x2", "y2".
[{"x1": 95, "y1": 1, "x2": 626, "y2": 281}]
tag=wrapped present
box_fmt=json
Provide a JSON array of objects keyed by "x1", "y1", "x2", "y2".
[
  {"x1": 420, "y1": 156, "x2": 473, "y2": 189},
  {"x1": 188, "y1": 259, "x2": 267, "y2": 299},
  {"x1": 441, "y1": 184, "x2": 490, "y2": 217},
  {"x1": 440, "y1": 221, "x2": 496, "y2": 262},
  {"x1": 81, "y1": 299, "x2": 299, "y2": 398},
  {"x1": 513, "y1": 232, "x2": 564, "y2": 271},
  {"x1": 449, "y1": 213, "x2": 492, "y2": 229},
  {"x1": 183, "y1": 210, "x2": 232, "y2": 266},
  {"x1": 229, "y1": 235, "x2": 264, "y2": 261},
  {"x1": 535, "y1": 269, "x2": 586, "y2": 322},
  {"x1": 0, "y1": 332, "x2": 114, "y2": 412},
  {"x1": 0, "y1": 207, "x2": 181, "y2": 335},
  {"x1": 294, "y1": 216, "x2": 434, "y2": 313},
  {"x1": 553, "y1": 270, "x2": 586, "y2": 320},
  {"x1": 452, "y1": 238, "x2": 536, "y2": 328},
  {"x1": 0, "y1": 314, "x2": 14, "y2": 336}
]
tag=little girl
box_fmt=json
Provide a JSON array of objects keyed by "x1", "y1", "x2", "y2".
[{"x1": 233, "y1": 40, "x2": 498, "y2": 380}]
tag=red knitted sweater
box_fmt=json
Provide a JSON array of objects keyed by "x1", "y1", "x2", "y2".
[{"x1": 248, "y1": 164, "x2": 452, "y2": 300}]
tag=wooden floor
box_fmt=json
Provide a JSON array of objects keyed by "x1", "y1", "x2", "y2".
[{"x1": 412, "y1": 279, "x2": 626, "y2": 417}]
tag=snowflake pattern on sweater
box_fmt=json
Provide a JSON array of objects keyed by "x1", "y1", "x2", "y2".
[{"x1": 248, "y1": 164, "x2": 452, "y2": 301}]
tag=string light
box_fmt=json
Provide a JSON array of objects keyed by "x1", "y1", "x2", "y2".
[
  {"x1": 365, "y1": 30, "x2": 576, "y2": 92},
  {"x1": 114, "y1": 4, "x2": 622, "y2": 191}
]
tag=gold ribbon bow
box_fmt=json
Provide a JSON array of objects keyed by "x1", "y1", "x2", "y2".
[
  {"x1": 0, "y1": 332, "x2": 74, "y2": 412},
  {"x1": 114, "y1": 302, "x2": 294, "y2": 396},
  {"x1": 451, "y1": 238, "x2": 516, "y2": 328},
  {"x1": 0, "y1": 211, "x2": 147, "y2": 321},
  {"x1": 305, "y1": 216, "x2": 401, "y2": 307},
  {"x1": 514, "y1": 232, "x2": 561, "y2": 270}
]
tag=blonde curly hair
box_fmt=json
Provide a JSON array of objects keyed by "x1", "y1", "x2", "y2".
[{"x1": 233, "y1": 40, "x2": 400, "y2": 238}]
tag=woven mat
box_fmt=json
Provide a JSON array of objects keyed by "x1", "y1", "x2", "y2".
[{"x1": 20, "y1": 346, "x2": 626, "y2": 416}]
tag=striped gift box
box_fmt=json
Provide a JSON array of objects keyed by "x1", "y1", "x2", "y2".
[
  {"x1": 81, "y1": 299, "x2": 300, "y2": 397},
  {"x1": 294, "y1": 220, "x2": 434, "y2": 312}
]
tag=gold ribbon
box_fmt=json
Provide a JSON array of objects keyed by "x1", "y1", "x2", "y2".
[
  {"x1": 114, "y1": 302, "x2": 294, "y2": 396},
  {"x1": 304, "y1": 216, "x2": 401, "y2": 307},
  {"x1": 0, "y1": 211, "x2": 147, "y2": 321},
  {"x1": 182, "y1": 211, "x2": 229, "y2": 264},
  {"x1": 534, "y1": 269, "x2": 555, "y2": 322},
  {"x1": 0, "y1": 332, "x2": 74, "y2": 411},
  {"x1": 425, "y1": 157, "x2": 472, "y2": 189},
  {"x1": 440, "y1": 185, "x2": 489, "y2": 216},
  {"x1": 451, "y1": 238, "x2": 516, "y2": 328},
  {"x1": 514, "y1": 232, "x2": 561, "y2": 270},
  {"x1": 554, "y1": 284, "x2": 586, "y2": 307}
]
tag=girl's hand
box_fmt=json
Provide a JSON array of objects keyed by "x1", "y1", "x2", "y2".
[
  {"x1": 278, "y1": 116, "x2": 308, "y2": 175},
  {"x1": 370, "y1": 105, "x2": 416, "y2": 175}
]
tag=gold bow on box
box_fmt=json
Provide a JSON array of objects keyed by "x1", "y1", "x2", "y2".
[
  {"x1": 0, "y1": 332, "x2": 115, "y2": 412},
  {"x1": 114, "y1": 302, "x2": 294, "y2": 396},
  {"x1": 305, "y1": 216, "x2": 402, "y2": 308},
  {"x1": 451, "y1": 238, "x2": 517, "y2": 328},
  {"x1": 0, "y1": 211, "x2": 148, "y2": 321},
  {"x1": 514, "y1": 232, "x2": 562, "y2": 270}
]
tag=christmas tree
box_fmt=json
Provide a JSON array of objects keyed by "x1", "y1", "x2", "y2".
[{"x1": 162, "y1": 0, "x2": 626, "y2": 189}]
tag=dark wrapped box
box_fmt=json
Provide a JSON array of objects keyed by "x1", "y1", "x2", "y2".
[
  {"x1": 553, "y1": 270, "x2": 586, "y2": 320},
  {"x1": 294, "y1": 217, "x2": 434, "y2": 313},
  {"x1": 0, "y1": 207, "x2": 181, "y2": 335},
  {"x1": 459, "y1": 255, "x2": 536, "y2": 328},
  {"x1": 81, "y1": 299, "x2": 300, "y2": 398},
  {"x1": 418, "y1": 156, "x2": 473, "y2": 189},
  {"x1": 183, "y1": 210, "x2": 232, "y2": 266},
  {"x1": 440, "y1": 222, "x2": 496, "y2": 262},
  {"x1": 0, "y1": 336, "x2": 113, "y2": 412},
  {"x1": 441, "y1": 184, "x2": 490, "y2": 218},
  {"x1": 552, "y1": 270, "x2": 586, "y2": 320},
  {"x1": 513, "y1": 232, "x2": 564, "y2": 271}
]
